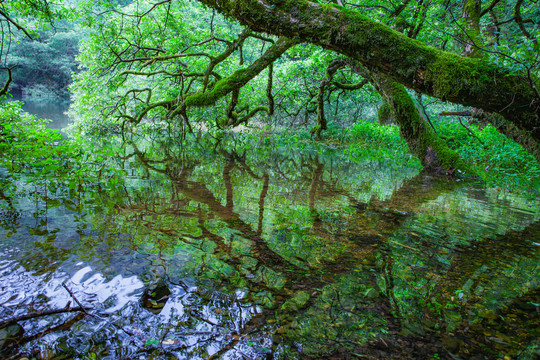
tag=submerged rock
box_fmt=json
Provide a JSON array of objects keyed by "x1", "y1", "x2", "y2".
[
  {"x1": 141, "y1": 278, "x2": 171, "y2": 314},
  {"x1": 0, "y1": 323, "x2": 24, "y2": 350},
  {"x1": 281, "y1": 291, "x2": 310, "y2": 311}
]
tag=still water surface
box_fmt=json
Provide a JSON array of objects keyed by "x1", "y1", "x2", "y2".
[
  {"x1": 0, "y1": 115, "x2": 538, "y2": 359},
  {"x1": 9, "y1": 97, "x2": 71, "y2": 131}
]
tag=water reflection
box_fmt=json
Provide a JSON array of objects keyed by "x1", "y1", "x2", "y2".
[
  {"x1": 0, "y1": 135, "x2": 538, "y2": 359},
  {"x1": 8, "y1": 96, "x2": 71, "y2": 131}
]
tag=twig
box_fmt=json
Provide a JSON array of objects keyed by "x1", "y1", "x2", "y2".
[
  {"x1": 458, "y1": 117, "x2": 484, "y2": 145},
  {"x1": 439, "y1": 111, "x2": 472, "y2": 116},
  {"x1": 0, "y1": 304, "x2": 90, "y2": 329},
  {"x1": 388, "y1": 239, "x2": 421, "y2": 252},
  {"x1": 18, "y1": 313, "x2": 85, "y2": 348},
  {"x1": 62, "y1": 283, "x2": 90, "y2": 315},
  {"x1": 0, "y1": 9, "x2": 33, "y2": 39},
  {"x1": 416, "y1": 92, "x2": 436, "y2": 133},
  {"x1": 0, "y1": 65, "x2": 17, "y2": 97}
]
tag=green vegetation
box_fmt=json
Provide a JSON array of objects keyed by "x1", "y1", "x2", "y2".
[
  {"x1": 4, "y1": 28, "x2": 81, "y2": 99},
  {"x1": 0, "y1": 101, "x2": 125, "y2": 218},
  {"x1": 438, "y1": 121, "x2": 540, "y2": 190},
  {"x1": 0, "y1": 1, "x2": 80, "y2": 100},
  {"x1": 0, "y1": 0, "x2": 539, "y2": 359}
]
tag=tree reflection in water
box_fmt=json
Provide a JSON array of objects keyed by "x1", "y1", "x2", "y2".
[{"x1": 0, "y1": 133, "x2": 538, "y2": 360}]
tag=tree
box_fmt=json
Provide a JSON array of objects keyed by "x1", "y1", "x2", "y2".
[
  {"x1": 69, "y1": 0, "x2": 539, "y2": 170},
  {"x1": 0, "y1": 0, "x2": 73, "y2": 97},
  {"x1": 196, "y1": 0, "x2": 539, "y2": 162}
]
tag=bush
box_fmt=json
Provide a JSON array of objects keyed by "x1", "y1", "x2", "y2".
[
  {"x1": 344, "y1": 121, "x2": 420, "y2": 169},
  {"x1": 436, "y1": 121, "x2": 539, "y2": 191}
]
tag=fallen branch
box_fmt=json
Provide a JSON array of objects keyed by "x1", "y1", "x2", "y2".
[
  {"x1": 439, "y1": 110, "x2": 473, "y2": 117},
  {"x1": 0, "y1": 304, "x2": 90, "y2": 329},
  {"x1": 4, "y1": 312, "x2": 86, "y2": 359},
  {"x1": 62, "y1": 283, "x2": 90, "y2": 315}
]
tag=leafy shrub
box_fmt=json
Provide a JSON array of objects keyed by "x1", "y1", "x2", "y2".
[
  {"x1": 344, "y1": 121, "x2": 420, "y2": 168},
  {"x1": 0, "y1": 101, "x2": 124, "y2": 195},
  {"x1": 436, "y1": 121, "x2": 539, "y2": 191}
]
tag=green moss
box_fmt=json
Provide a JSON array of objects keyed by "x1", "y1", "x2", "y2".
[
  {"x1": 425, "y1": 55, "x2": 492, "y2": 102},
  {"x1": 310, "y1": 124, "x2": 323, "y2": 138},
  {"x1": 378, "y1": 102, "x2": 393, "y2": 125},
  {"x1": 375, "y1": 74, "x2": 471, "y2": 172},
  {"x1": 199, "y1": 0, "x2": 538, "y2": 136}
]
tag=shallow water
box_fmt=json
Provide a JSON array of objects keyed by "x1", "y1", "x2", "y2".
[
  {"x1": 0, "y1": 137, "x2": 539, "y2": 359},
  {"x1": 10, "y1": 96, "x2": 71, "y2": 132}
]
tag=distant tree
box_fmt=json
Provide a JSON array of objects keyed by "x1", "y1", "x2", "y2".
[{"x1": 0, "y1": 0, "x2": 76, "y2": 97}]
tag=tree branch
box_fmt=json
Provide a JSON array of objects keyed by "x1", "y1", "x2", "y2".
[
  {"x1": 0, "y1": 9, "x2": 33, "y2": 39},
  {"x1": 0, "y1": 305, "x2": 90, "y2": 329},
  {"x1": 198, "y1": 0, "x2": 540, "y2": 141}
]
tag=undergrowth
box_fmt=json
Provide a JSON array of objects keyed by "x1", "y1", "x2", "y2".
[
  {"x1": 435, "y1": 121, "x2": 540, "y2": 191},
  {"x1": 338, "y1": 120, "x2": 538, "y2": 192},
  {"x1": 342, "y1": 121, "x2": 420, "y2": 169},
  {"x1": 250, "y1": 119, "x2": 539, "y2": 192}
]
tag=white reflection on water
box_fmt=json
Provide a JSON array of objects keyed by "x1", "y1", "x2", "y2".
[
  {"x1": 69, "y1": 266, "x2": 144, "y2": 313},
  {"x1": 0, "y1": 257, "x2": 143, "y2": 318}
]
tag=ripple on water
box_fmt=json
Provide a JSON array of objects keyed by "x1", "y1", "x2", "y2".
[{"x1": 0, "y1": 257, "x2": 144, "y2": 320}]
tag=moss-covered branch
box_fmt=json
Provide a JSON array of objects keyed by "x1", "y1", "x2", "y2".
[
  {"x1": 184, "y1": 37, "x2": 297, "y2": 108},
  {"x1": 198, "y1": 0, "x2": 539, "y2": 141},
  {"x1": 127, "y1": 37, "x2": 296, "y2": 126},
  {"x1": 373, "y1": 73, "x2": 470, "y2": 172}
]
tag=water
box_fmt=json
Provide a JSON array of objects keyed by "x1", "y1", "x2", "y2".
[
  {"x1": 0, "y1": 131, "x2": 539, "y2": 359},
  {"x1": 12, "y1": 97, "x2": 71, "y2": 132}
]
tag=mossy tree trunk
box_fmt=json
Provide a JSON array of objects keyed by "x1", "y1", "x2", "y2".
[
  {"x1": 377, "y1": 101, "x2": 393, "y2": 125},
  {"x1": 458, "y1": 0, "x2": 540, "y2": 164},
  {"x1": 462, "y1": 0, "x2": 483, "y2": 58},
  {"x1": 198, "y1": 0, "x2": 540, "y2": 157},
  {"x1": 373, "y1": 73, "x2": 470, "y2": 172}
]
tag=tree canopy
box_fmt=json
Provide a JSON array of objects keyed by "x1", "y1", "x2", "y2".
[{"x1": 2, "y1": 0, "x2": 540, "y2": 169}]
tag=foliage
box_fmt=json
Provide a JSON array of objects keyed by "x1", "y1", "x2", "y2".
[
  {"x1": 4, "y1": 27, "x2": 82, "y2": 99},
  {"x1": 0, "y1": 0, "x2": 81, "y2": 100},
  {"x1": 68, "y1": 0, "x2": 375, "y2": 137},
  {"x1": 318, "y1": 117, "x2": 539, "y2": 192},
  {"x1": 436, "y1": 121, "x2": 540, "y2": 191},
  {"x1": 0, "y1": 101, "x2": 124, "y2": 214},
  {"x1": 343, "y1": 120, "x2": 418, "y2": 168}
]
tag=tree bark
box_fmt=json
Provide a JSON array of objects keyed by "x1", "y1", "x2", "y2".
[
  {"x1": 373, "y1": 73, "x2": 469, "y2": 171},
  {"x1": 462, "y1": 0, "x2": 483, "y2": 58},
  {"x1": 198, "y1": 0, "x2": 540, "y2": 147}
]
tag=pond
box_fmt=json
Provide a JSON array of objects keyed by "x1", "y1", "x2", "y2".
[
  {"x1": 0, "y1": 128, "x2": 539, "y2": 360},
  {"x1": 8, "y1": 97, "x2": 71, "y2": 133}
]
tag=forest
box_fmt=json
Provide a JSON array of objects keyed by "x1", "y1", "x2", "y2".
[{"x1": 0, "y1": 0, "x2": 539, "y2": 359}]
